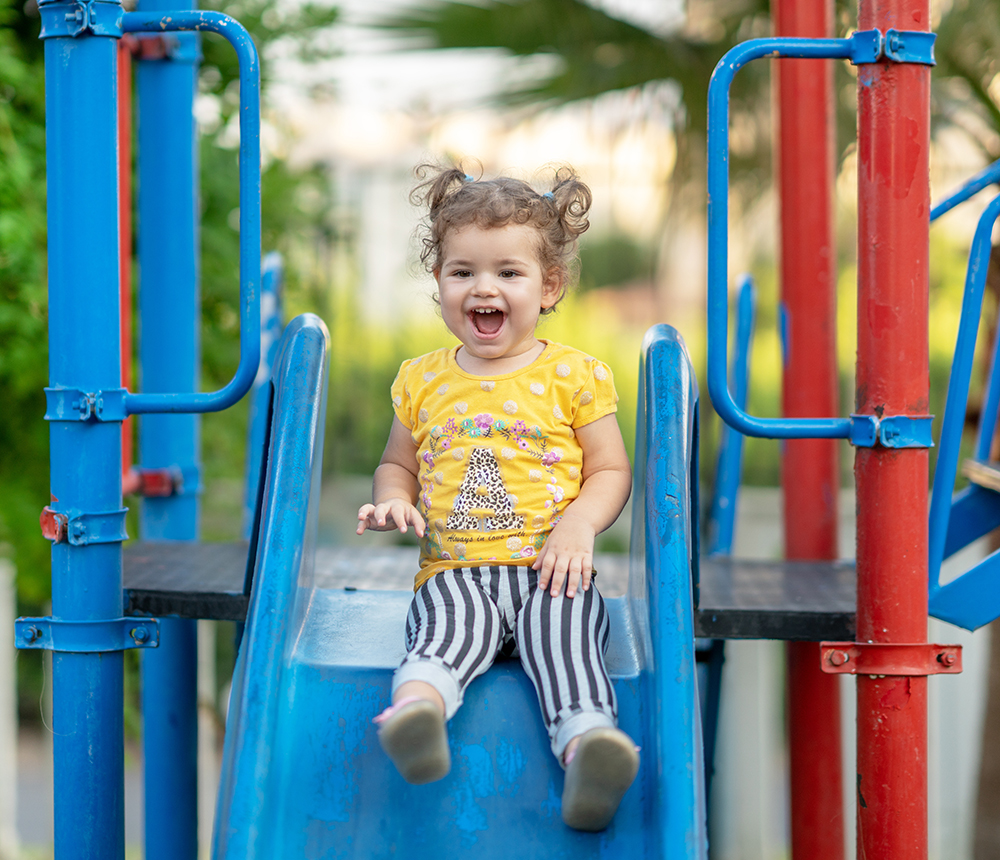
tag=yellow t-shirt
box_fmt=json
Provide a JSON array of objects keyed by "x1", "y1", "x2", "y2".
[{"x1": 391, "y1": 340, "x2": 619, "y2": 589}]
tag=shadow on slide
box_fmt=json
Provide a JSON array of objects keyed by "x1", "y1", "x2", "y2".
[{"x1": 212, "y1": 317, "x2": 707, "y2": 859}]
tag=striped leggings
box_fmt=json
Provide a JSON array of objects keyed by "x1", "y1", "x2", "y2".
[{"x1": 392, "y1": 565, "x2": 618, "y2": 760}]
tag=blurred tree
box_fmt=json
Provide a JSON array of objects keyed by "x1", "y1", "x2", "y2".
[
  {"x1": 376, "y1": 0, "x2": 1000, "y2": 210},
  {"x1": 377, "y1": 0, "x2": 775, "y2": 205}
]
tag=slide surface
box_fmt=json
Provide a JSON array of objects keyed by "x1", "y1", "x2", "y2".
[{"x1": 213, "y1": 320, "x2": 706, "y2": 859}]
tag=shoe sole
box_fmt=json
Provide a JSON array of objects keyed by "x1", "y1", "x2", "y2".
[
  {"x1": 561, "y1": 727, "x2": 639, "y2": 831},
  {"x1": 377, "y1": 700, "x2": 451, "y2": 784}
]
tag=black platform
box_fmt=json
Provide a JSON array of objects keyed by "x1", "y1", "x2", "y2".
[
  {"x1": 695, "y1": 557, "x2": 856, "y2": 641},
  {"x1": 124, "y1": 541, "x2": 250, "y2": 621},
  {"x1": 124, "y1": 542, "x2": 857, "y2": 640}
]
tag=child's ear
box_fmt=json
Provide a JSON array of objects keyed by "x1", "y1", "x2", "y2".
[{"x1": 540, "y1": 268, "x2": 564, "y2": 309}]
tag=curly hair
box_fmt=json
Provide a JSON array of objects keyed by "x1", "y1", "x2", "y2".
[{"x1": 412, "y1": 162, "x2": 592, "y2": 312}]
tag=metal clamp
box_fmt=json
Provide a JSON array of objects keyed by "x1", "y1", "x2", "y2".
[
  {"x1": 131, "y1": 463, "x2": 202, "y2": 497},
  {"x1": 882, "y1": 29, "x2": 936, "y2": 65},
  {"x1": 845, "y1": 28, "x2": 936, "y2": 66},
  {"x1": 849, "y1": 414, "x2": 934, "y2": 448},
  {"x1": 847, "y1": 28, "x2": 882, "y2": 64},
  {"x1": 45, "y1": 387, "x2": 128, "y2": 422},
  {"x1": 820, "y1": 641, "x2": 961, "y2": 676},
  {"x1": 130, "y1": 32, "x2": 201, "y2": 63},
  {"x1": 40, "y1": 507, "x2": 128, "y2": 546},
  {"x1": 15, "y1": 617, "x2": 159, "y2": 652},
  {"x1": 38, "y1": 0, "x2": 124, "y2": 38}
]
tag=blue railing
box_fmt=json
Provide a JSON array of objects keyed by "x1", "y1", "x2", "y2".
[
  {"x1": 122, "y1": 10, "x2": 261, "y2": 415},
  {"x1": 931, "y1": 158, "x2": 1000, "y2": 221},
  {"x1": 926, "y1": 195, "x2": 1000, "y2": 626},
  {"x1": 706, "y1": 33, "x2": 884, "y2": 441}
]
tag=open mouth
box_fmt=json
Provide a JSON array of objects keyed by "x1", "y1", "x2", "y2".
[{"x1": 470, "y1": 308, "x2": 505, "y2": 337}]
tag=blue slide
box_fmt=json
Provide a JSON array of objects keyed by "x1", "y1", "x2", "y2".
[{"x1": 212, "y1": 316, "x2": 707, "y2": 859}]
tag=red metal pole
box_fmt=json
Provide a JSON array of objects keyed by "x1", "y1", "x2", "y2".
[
  {"x1": 855, "y1": 0, "x2": 931, "y2": 857},
  {"x1": 773, "y1": 1, "x2": 845, "y2": 857}
]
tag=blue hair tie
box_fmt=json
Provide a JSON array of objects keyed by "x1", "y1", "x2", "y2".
[
  {"x1": 463, "y1": 174, "x2": 474, "y2": 183},
  {"x1": 542, "y1": 191, "x2": 554, "y2": 199}
]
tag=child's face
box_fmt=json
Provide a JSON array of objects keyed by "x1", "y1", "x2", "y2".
[{"x1": 436, "y1": 223, "x2": 562, "y2": 369}]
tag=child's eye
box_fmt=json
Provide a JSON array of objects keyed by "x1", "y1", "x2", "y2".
[
  {"x1": 451, "y1": 269, "x2": 473, "y2": 278},
  {"x1": 499, "y1": 270, "x2": 518, "y2": 279}
]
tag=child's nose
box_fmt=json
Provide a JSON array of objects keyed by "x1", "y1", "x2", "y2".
[{"x1": 471, "y1": 276, "x2": 500, "y2": 296}]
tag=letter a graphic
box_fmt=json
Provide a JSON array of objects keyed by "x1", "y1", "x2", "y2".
[{"x1": 447, "y1": 448, "x2": 525, "y2": 531}]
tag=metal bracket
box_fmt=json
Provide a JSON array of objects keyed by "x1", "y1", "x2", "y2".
[
  {"x1": 820, "y1": 641, "x2": 961, "y2": 675},
  {"x1": 129, "y1": 31, "x2": 201, "y2": 62},
  {"x1": 40, "y1": 507, "x2": 68, "y2": 543},
  {"x1": 135, "y1": 468, "x2": 179, "y2": 498},
  {"x1": 40, "y1": 507, "x2": 128, "y2": 546},
  {"x1": 847, "y1": 29, "x2": 883, "y2": 64},
  {"x1": 132, "y1": 463, "x2": 202, "y2": 497},
  {"x1": 15, "y1": 617, "x2": 159, "y2": 652},
  {"x1": 849, "y1": 414, "x2": 934, "y2": 448},
  {"x1": 45, "y1": 387, "x2": 128, "y2": 422},
  {"x1": 848, "y1": 28, "x2": 936, "y2": 66},
  {"x1": 38, "y1": 0, "x2": 124, "y2": 38},
  {"x1": 883, "y1": 29, "x2": 936, "y2": 65}
]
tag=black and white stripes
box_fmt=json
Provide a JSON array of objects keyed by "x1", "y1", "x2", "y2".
[{"x1": 393, "y1": 565, "x2": 617, "y2": 759}]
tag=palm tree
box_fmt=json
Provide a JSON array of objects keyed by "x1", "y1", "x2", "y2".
[{"x1": 375, "y1": 0, "x2": 1000, "y2": 201}]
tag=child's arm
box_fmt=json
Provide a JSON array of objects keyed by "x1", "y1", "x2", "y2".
[
  {"x1": 356, "y1": 416, "x2": 426, "y2": 537},
  {"x1": 532, "y1": 413, "x2": 631, "y2": 598}
]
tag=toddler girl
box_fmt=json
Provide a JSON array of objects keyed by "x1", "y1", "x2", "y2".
[{"x1": 356, "y1": 164, "x2": 638, "y2": 832}]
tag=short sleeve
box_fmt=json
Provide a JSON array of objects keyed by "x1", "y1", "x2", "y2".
[
  {"x1": 572, "y1": 359, "x2": 619, "y2": 429},
  {"x1": 390, "y1": 359, "x2": 413, "y2": 429}
]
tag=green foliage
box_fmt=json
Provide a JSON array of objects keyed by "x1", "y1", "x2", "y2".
[
  {"x1": 934, "y1": 0, "x2": 1000, "y2": 160},
  {"x1": 578, "y1": 233, "x2": 655, "y2": 292},
  {"x1": 0, "y1": 0, "x2": 51, "y2": 606}
]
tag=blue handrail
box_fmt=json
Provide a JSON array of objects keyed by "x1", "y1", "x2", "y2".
[
  {"x1": 707, "y1": 33, "x2": 878, "y2": 440},
  {"x1": 927, "y1": 193, "x2": 1000, "y2": 594},
  {"x1": 122, "y1": 10, "x2": 261, "y2": 414},
  {"x1": 930, "y1": 158, "x2": 1000, "y2": 222}
]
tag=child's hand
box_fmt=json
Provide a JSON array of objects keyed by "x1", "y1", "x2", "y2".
[
  {"x1": 532, "y1": 513, "x2": 596, "y2": 598},
  {"x1": 357, "y1": 500, "x2": 426, "y2": 537}
]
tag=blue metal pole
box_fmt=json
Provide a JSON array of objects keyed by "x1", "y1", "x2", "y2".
[
  {"x1": 707, "y1": 274, "x2": 755, "y2": 556},
  {"x1": 134, "y1": 11, "x2": 201, "y2": 859},
  {"x1": 244, "y1": 252, "x2": 284, "y2": 537},
  {"x1": 38, "y1": 2, "x2": 127, "y2": 855}
]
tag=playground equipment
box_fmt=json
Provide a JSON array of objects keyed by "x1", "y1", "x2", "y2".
[{"x1": 14, "y1": 0, "x2": 1000, "y2": 856}]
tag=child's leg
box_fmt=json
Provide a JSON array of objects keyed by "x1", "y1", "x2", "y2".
[
  {"x1": 377, "y1": 567, "x2": 504, "y2": 784},
  {"x1": 514, "y1": 575, "x2": 638, "y2": 831},
  {"x1": 394, "y1": 568, "x2": 504, "y2": 717},
  {"x1": 514, "y1": 577, "x2": 618, "y2": 759}
]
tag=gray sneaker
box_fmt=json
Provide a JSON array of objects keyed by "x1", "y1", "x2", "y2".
[
  {"x1": 561, "y1": 727, "x2": 639, "y2": 831},
  {"x1": 375, "y1": 698, "x2": 451, "y2": 784}
]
